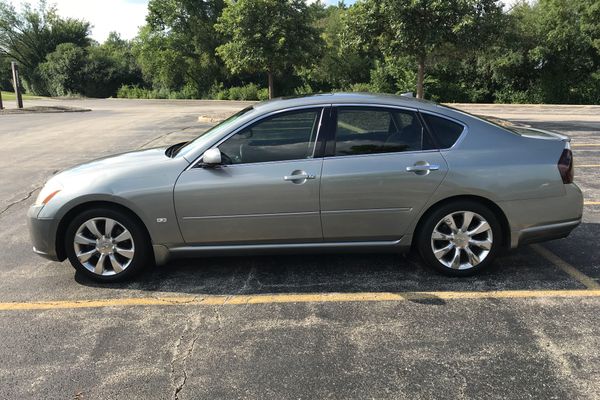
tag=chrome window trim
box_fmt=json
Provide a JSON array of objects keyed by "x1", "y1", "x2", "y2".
[
  {"x1": 327, "y1": 103, "x2": 442, "y2": 158},
  {"x1": 194, "y1": 157, "x2": 324, "y2": 170},
  {"x1": 332, "y1": 103, "x2": 419, "y2": 111},
  {"x1": 185, "y1": 104, "x2": 330, "y2": 171},
  {"x1": 324, "y1": 149, "x2": 441, "y2": 162}
]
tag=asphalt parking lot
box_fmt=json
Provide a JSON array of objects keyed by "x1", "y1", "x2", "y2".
[{"x1": 1, "y1": 99, "x2": 599, "y2": 399}]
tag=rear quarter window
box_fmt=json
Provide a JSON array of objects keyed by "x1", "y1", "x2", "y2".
[{"x1": 422, "y1": 114, "x2": 464, "y2": 149}]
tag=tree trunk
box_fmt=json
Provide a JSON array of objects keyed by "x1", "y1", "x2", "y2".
[
  {"x1": 267, "y1": 71, "x2": 274, "y2": 99},
  {"x1": 416, "y1": 56, "x2": 425, "y2": 99}
]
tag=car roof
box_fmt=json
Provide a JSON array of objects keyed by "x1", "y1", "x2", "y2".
[{"x1": 252, "y1": 92, "x2": 445, "y2": 114}]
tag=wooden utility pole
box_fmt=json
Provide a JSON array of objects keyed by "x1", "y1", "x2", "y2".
[
  {"x1": 11, "y1": 61, "x2": 23, "y2": 109},
  {"x1": 0, "y1": 89, "x2": 3, "y2": 110}
]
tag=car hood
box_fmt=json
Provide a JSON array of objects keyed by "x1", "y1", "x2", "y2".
[
  {"x1": 45, "y1": 147, "x2": 190, "y2": 196},
  {"x1": 56, "y1": 148, "x2": 170, "y2": 180}
]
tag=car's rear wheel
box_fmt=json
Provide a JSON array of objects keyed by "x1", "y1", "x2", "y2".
[
  {"x1": 417, "y1": 201, "x2": 501, "y2": 276},
  {"x1": 65, "y1": 208, "x2": 152, "y2": 282}
]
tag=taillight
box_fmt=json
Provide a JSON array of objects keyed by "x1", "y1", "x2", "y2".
[{"x1": 557, "y1": 148, "x2": 573, "y2": 184}]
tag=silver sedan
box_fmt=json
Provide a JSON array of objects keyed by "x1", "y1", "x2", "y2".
[{"x1": 28, "y1": 93, "x2": 583, "y2": 282}]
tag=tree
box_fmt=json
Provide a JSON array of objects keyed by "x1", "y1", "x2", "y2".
[
  {"x1": 0, "y1": 54, "x2": 10, "y2": 90},
  {"x1": 38, "y1": 42, "x2": 85, "y2": 96},
  {"x1": 297, "y1": 3, "x2": 372, "y2": 92},
  {"x1": 0, "y1": 0, "x2": 90, "y2": 94},
  {"x1": 83, "y1": 33, "x2": 143, "y2": 98},
  {"x1": 36, "y1": 32, "x2": 143, "y2": 98},
  {"x1": 134, "y1": 0, "x2": 226, "y2": 96},
  {"x1": 530, "y1": 0, "x2": 600, "y2": 103},
  {"x1": 344, "y1": 0, "x2": 503, "y2": 99},
  {"x1": 215, "y1": 0, "x2": 323, "y2": 99}
]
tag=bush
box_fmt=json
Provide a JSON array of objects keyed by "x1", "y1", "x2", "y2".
[
  {"x1": 117, "y1": 83, "x2": 270, "y2": 101},
  {"x1": 116, "y1": 84, "x2": 199, "y2": 99},
  {"x1": 209, "y1": 83, "x2": 269, "y2": 101},
  {"x1": 294, "y1": 84, "x2": 314, "y2": 95},
  {"x1": 343, "y1": 83, "x2": 374, "y2": 93}
]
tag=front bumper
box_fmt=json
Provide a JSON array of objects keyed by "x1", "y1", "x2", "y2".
[{"x1": 27, "y1": 205, "x2": 60, "y2": 261}]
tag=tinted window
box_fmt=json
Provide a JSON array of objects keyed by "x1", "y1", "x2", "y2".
[
  {"x1": 334, "y1": 108, "x2": 432, "y2": 156},
  {"x1": 422, "y1": 114, "x2": 464, "y2": 149},
  {"x1": 218, "y1": 109, "x2": 321, "y2": 164}
]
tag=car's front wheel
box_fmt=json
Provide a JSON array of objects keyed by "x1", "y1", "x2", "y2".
[
  {"x1": 417, "y1": 201, "x2": 501, "y2": 276},
  {"x1": 65, "y1": 207, "x2": 153, "y2": 282}
]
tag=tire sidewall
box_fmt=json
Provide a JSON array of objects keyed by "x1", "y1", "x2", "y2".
[
  {"x1": 417, "y1": 201, "x2": 501, "y2": 276},
  {"x1": 65, "y1": 208, "x2": 151, "y2": 282}
]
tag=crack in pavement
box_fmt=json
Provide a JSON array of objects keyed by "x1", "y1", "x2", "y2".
[
  {"x1": 170, "y1": 315, "x2": 201, "y2": 400},
  {"x1": 0, "y1": 186, "x2": 41, "y2": 219},
  {"x1": 139, "y1": 125, "x2": 197, "y2": 149}
]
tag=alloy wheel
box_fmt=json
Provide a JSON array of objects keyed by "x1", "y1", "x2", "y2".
[
  {"x1": 430, "y1": 211, "x2": 493, "y2": 270},
  {"x1": 73, "y1": 217, "x2": 135, "y2": 276}
]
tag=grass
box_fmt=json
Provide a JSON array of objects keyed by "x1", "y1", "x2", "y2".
[{"x1": 0, "y1": 91, "x2": 46, "y2": 101}]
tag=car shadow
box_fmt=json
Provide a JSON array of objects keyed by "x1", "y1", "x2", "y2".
[{"x1": 75, "y1": 223, "x2": 599, "y2": 296}]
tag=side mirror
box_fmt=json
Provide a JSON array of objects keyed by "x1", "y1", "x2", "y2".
[{"x1": 201, "y1": 148, "x2": 222, "y2": 167}]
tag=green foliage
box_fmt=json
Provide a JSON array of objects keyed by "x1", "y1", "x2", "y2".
[
  {"x1": 297, "y1": 4, "x2": 371, "y2": 93},
  {"x1": 2, "y1": 0, "x2": 599, "y2": 104},
  {"x1": 117, "y1": 84, "x2": 199, "y2": 99},
  {"x1": 36, "y1": 33, "x2": 142, "y2": 98},
  {"x1": 38, "y1": 43, "x2": 86, "y2": 96},
  {"x1": 134, "y1": 0, "x2": 225, "y2": 97},
  {"x1": 0, "y1": 55, "x2": 11, "y2": 90},
  {"x1": 343, "y1": 0, "x2": 503, "y2": 98},
  {"x1": 0, "y1": 0, "x2": 90, "y2": 94},
  {"x1": 209, "y1": 83, "x2": 269, "y2": 100},
  {"x1": 215, "y1": 0, "x2": 323, "y2": 98}
]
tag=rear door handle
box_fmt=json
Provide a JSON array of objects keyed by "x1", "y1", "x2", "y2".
[
  {"x1": 406, "y1": 163, "x2": 440, "y2": 175},
  {"x1": 406, "y1": 164, "x2": 439, "y2": 172},
  {"x1": 284, "y1": 170, "x2": 316, "y2": 182}
]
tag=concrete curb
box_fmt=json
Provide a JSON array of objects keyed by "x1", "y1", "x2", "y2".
[{"x1": 0, "y1": 106, "x2": 91, "y2": 115}]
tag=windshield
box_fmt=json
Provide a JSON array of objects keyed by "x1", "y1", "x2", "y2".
[{"x1": 175, "y1": 106, "x2": 255, "y2": 158}]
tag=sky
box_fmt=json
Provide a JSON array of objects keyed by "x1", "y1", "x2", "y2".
[
  {"x1": 9, "y1": 0, "x2": 150, "y2": 42},
  {"x1": 9, "y1": 0, "x2": 519, "y2": 43}
]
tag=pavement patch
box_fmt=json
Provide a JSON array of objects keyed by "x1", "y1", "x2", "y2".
[{"x1": 531, "y1": 244, "x2": 600, "y2": 289}]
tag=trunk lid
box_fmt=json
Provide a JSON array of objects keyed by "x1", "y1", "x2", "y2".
[{"x1": 479, "y1": 116, "x2": 570, "y2": 142}]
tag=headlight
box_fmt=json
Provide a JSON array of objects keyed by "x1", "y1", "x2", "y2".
[{"x1": 35, "y1": 183, "x2": 63, "y2": 206}]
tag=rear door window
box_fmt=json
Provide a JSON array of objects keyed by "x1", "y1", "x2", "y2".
[{"x1": 334, "y1": 107, "x2": 434, "y2": 156}]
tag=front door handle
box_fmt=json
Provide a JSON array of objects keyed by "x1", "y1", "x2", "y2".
[
  {"x1": 406, "y1": 162, "x2": 440, "y2": 175},
  {"x1": 284, "y1": 170, "x2": 316, "y2": 183}
]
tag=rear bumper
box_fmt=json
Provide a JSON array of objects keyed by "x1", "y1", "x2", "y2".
[
  {"x1": 27, "y1": 205, "x2": 60, "y2": 261},
  {"x1": 516, "y1": 218, "x2": 581, "y2": 246},
  {"x1": 501, "y1": 183, "x2": 583, "y2": 248}
]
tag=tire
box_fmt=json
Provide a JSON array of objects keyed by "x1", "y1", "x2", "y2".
[
  {"x1": 416, "y1": 200, "x2": 502, "y2": 277},
  {"x1": 65, "y1": 207, "x2": 153, "y2": 282}
]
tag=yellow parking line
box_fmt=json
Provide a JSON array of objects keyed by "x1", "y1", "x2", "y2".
[
  {"x1": 1, "y1": 289, "x2": 600, "y2": 311},
  {"x1": 531, "y1": 244, "x2": 600, "y2": 289},
  {"x1": 572, "y1": 144, "x2": 600, "y2": 147},
  {"x1": 577, "y1": 165, "x2": 600, "y2": 168},
  {"x1": 584, "y1": 201, "x2": 600, "y2": 205}
]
